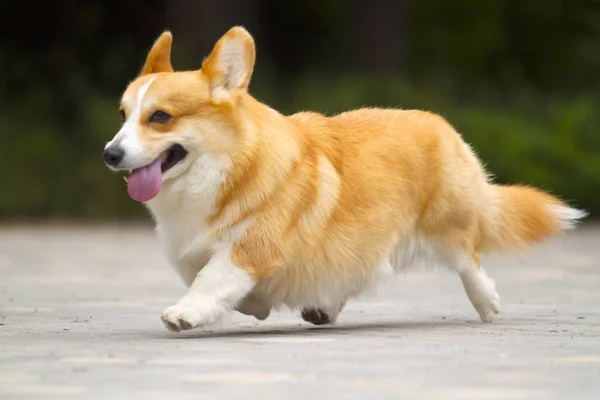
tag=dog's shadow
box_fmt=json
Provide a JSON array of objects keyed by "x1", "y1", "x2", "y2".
[{"x1": 157, "y1": 318, "x2": 500, "y2": 340}]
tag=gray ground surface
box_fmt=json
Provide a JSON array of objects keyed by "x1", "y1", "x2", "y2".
[{"x1": 0, "y1": 224, "x2": 599, "y2": 400}]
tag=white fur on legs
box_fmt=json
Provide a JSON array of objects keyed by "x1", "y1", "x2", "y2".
[
  {"x1": 459, "y1": 265, "x2": 500, "y2": 323},
  {"x1": 161, "y1": 248, "x2": 255, "y2": 332}
]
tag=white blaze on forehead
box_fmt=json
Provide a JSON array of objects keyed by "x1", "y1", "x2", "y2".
[
  {"x1": 104, "y1": 76, "x2": 157, "y2": 151},
  {"x1": 128, "y1": 76, "x2": 158, "y2": 120}
]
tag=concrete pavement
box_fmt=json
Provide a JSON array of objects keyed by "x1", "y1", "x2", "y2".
[{"x1": 1, "y1": 224, "x2": 599, "y2": 399}]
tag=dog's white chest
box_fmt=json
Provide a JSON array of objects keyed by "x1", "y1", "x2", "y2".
[{"x1": 147, "y1": 155, "x2": 229, "y2": 284}]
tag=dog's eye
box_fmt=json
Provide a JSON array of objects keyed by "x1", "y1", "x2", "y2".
[
  {"x1": 150, "y1": 111, "x2": 171, "y2": 124},
  {"x1": 119, "y1": 109, "x2": 126, "y2": 123}
]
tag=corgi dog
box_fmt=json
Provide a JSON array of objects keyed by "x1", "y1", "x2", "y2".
[{"x1": 103, "y1": 27, "x2": 586, "y2": 332}]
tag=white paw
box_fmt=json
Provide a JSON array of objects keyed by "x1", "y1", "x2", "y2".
[
  {"x1": 161, "y1": 304, "x2": 202, "y2": 332},
  {"x1": 473, "y1": 291, "x2": 500, "y2": 323},
  {"x1": 461, "y1": 268, "x2": 501, "y2": 323}
]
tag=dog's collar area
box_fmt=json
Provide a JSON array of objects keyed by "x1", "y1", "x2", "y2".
[{"x1": 161, "y1": 144, "x2": 188, "y2": 173}]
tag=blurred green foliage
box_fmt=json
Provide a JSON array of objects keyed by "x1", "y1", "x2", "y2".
[{"x1": 1, "y1": 0, "x2": 599, "y2": 219}]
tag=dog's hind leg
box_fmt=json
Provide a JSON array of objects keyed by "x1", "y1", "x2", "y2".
[{"x1": 458, "y1": 252, "x2": 500, "y2": 323}]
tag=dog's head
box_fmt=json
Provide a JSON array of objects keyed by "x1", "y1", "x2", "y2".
[{"x1": 102, "y1": 27, "x2": 256, "y2": 202}]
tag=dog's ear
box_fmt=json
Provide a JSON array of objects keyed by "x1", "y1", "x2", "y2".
[
  {"x1": 201, "y1": 26, "x2": 256, "y2": 101},
  {"x1": 140, "y1": 31, "x2": 174, "y2": 76}
]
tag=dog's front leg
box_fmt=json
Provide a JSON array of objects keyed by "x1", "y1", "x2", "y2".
[
  {"x1": 161, "y1": 247, "x2": 255, "y2": 332},
  {"x1": 236, "y1": 293, "x2": 271, "y2": 321}
]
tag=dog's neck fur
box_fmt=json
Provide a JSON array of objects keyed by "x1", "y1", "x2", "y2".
[{"x1": 145, "y1": 93, "x2": 304, "y2": 266}]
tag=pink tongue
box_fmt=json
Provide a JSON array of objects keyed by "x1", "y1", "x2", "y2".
[{"x1": 127, "y1": 158, "x2": 163, "y2": 202}]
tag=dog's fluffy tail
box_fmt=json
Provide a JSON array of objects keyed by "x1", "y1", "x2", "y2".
[{"x1": 479, "y1": 184, "x2": 587, "y2": 252}]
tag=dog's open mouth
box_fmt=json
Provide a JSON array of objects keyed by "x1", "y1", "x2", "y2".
[
  {"x1": 160, "y1": 144, "x2": 188, "y2": 173},
  {"x1": 125, "y1": 144, "x2": 188, "y2": 203}
]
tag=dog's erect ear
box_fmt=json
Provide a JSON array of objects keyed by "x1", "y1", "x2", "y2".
[
  {"x1": 201, "y1": 26, "x2": 256, "y2": 101},
  {"x1": 140, "y1": 31, "x2": 174, "y2": 76}
]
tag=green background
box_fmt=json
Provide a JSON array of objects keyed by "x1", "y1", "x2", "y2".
[{"x1": 2, "y1": 0, "x2": 598, "y2": 220}]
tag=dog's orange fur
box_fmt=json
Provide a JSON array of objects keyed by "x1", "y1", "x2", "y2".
[
  {"x1": 119, "y1": 27, "x2": 585, "y2": 325},
  {"x1": 140, "y1": 27, "x2": 579, "y2": 278}
]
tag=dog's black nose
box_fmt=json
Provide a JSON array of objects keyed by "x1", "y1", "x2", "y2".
[{"x1": 103, "y1": 146, "x2": 124, "y2": 167}]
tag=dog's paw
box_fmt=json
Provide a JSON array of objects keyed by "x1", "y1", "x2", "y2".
[
  {"x1": 301, "y1": 308, "x2": 332, "y2": 325},
  {"x1": 471, "y1": 282, "x2": 500, "y2": 323},
  {"x1": 475, "y1": 292, "x2": 500, "y2": 323},
  {"x1": 161, "y1": 304, "x2": 202, "y2": 332},
  {"x1": 461, "y1": 268, "x2": 501, "y2": 323}
]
